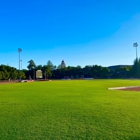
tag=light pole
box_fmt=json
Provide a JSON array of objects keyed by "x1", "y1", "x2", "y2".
[
  {"x1": 20, "y1": 60, "x2": 22, "y2": 70},
  {"x1": 33, "y1": 66, "x2": 35, "y2": 80},
  {"x1": 133, "y1": 43, "x2": 138, "y2": 59},
  {"x1": 18, "y1": 48, "x2": 22, "y2": 70},
  {"x1": 18, "y1": 48, "x2": 22, "y2": 79},
  {"x1": 34, "y1": 68, "x2": 35, "y2": 80}
]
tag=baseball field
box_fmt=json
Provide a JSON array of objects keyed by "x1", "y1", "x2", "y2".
[{"x1": 0, "y1": 80, "x2": 140, "y2": 140}]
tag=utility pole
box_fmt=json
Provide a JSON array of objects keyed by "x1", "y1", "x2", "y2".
[{"x1": 133, "y1": 43, "x2": 138, "y2": 59}]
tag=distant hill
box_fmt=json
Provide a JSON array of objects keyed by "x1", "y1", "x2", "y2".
[{"x1": 108, "y1": 65, "x2": 132, "y2": 71}]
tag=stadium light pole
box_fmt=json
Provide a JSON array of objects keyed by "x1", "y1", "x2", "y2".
[
  {"x1": 18, "y1": 48, "x2": 22, "y2": 79},
  {"x1": 18, "y1": 48, "x2": 22, "y2": 70},
  {"x1": 32, "y1": 65, "x2": 35, "y2": 80},
  {"x1": 20, "y1": 60, "x2": 22, "y2": 70},
  {"x1": 133, "y1": 43, "x2": 138, "y2": 59}
]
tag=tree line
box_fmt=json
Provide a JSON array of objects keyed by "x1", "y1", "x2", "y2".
[
  {"x1": 0, "y1": 59, "x2": 139, "y2": 80},
  {"x1": 0, "y1": 65, "x2": 26, "y2": 80}
]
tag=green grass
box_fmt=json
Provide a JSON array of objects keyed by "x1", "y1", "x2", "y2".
[{"x1": 0, "y1": 80, "x2": 140, "y2": 140}]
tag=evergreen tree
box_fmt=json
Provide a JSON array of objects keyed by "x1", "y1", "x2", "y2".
[{"x1": 27, "y1": 60, "x2": 36, "y2": 70}]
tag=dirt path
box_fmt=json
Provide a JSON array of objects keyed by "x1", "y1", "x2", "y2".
[{"x1": 0, "y1": 82, "x2": 16, "y2": 84}]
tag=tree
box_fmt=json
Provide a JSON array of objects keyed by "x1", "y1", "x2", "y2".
[
  {"x1": 27, "y1": 60, "x2": 36, "y2": 70},
  {"x1": 100, "y1": 67, "x2": 110, "y2": 78},
  {"x1": 36, "y1": 65, "x2": 43, "y2": 70},
  {"x1": 131, "y1": 58, "x2": 140, "y2": 78},
  {"x1": 42, "y1": 65, "x2": 52, "y2": 79},
  {"x1": 115, "y1": 67, "x2": 131, "y2": 78},
  {"x1": 57, "y1": 65, "x2": 61, "y2": 69},
  {"x1": 19, "y1": 71, "x2": 26, "y2": 79},
  {"x1": 83, "y1": 65, "x2": 92, "y2": 77},
  {"x1": 27, "y1": 60, "x2": 36, "y2": 79},
  {"x1": 9, "y1": 68, "x2": 18, "y2": 80},
  {"x1": 3, "y1": 70, "x2": 10, "y2": 80},
  {"x1": 47, "y1": 60, "x2": 53, "y2": 68},
  {"x1": 47, "y1": 60, "x2": 56, "y2": 70},
  {"x1": 0, "y1": 71, "x2": 4, "y2": 80},
  {"x1": 21, "y1": 69, "x2": 29, "y2": 79}
]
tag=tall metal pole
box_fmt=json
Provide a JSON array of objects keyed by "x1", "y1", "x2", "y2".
[
  {"x1": 136, "y1": 46, "x2": 138, "y2": 59},
  {"x1": 45, "y1": 71, "x2": 46, "y2": 80},
  {"x1": 19, "y1": 51, "x2": 20, "y2": 70},
  {"x1": 20, "y1": 60, "x2": 22, "y2": 70},
  {"x1": 18, "y1": 48, "x2": 22, "y2": 80},
  {"x1": 133, "y1": 43, "x2": 138, "y2": 59},
  {"x1": 34, "y1": 68, "x2": 35, "y2": 80}
]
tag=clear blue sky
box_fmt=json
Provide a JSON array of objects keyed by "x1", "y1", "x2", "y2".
[{"x1": 0, "y1": 0, "x2": 140, "y2": 69}]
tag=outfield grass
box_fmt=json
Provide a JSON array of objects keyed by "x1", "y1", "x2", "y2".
[{"x1": 0, "y1": 80, "x2": 140, "y2": 140}]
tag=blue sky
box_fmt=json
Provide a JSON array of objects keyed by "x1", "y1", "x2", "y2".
[{"x1": 0, "y1": 0, "x2": 140, "y2": 69}]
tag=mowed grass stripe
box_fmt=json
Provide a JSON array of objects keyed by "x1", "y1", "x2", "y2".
[{"x1": 0, "y1": 80, "x2": 140, "y2": 140}]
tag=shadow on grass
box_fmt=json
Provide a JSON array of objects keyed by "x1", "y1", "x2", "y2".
[{"x1": 131, "y1": 136, "x2": 140, "y2": 140}]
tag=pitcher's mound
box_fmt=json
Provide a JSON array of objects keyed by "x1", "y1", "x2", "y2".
[
  {"x1": 108, "y1": 86, "x2": 140, "y2": 91},
  {"x1": 120, "y1": 87, "x2": 140, "y2": 91}
]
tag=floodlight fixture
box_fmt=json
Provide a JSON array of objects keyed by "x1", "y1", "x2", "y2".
[{"x1": 18, "y1": 48, "x2": 22, "y2": 53}]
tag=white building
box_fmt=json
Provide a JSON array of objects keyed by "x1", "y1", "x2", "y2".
[{"x1": 61, "y1": 60, "x2": 66, "y2": 68}]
